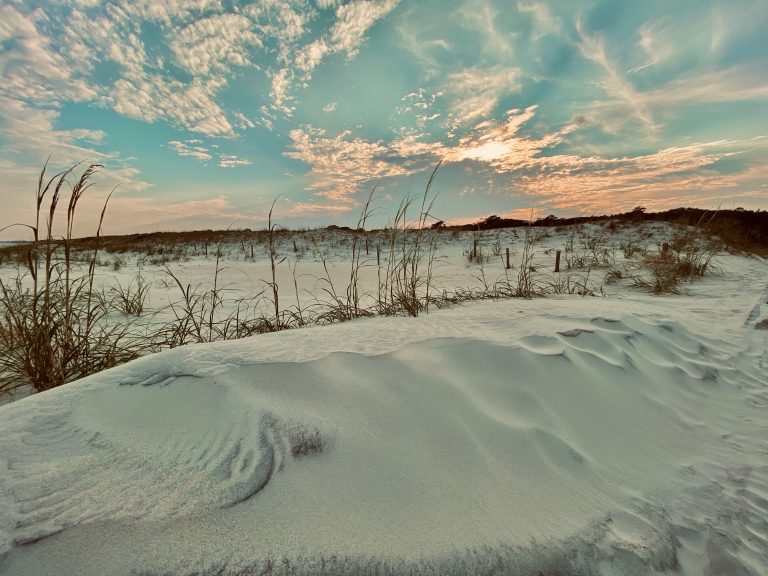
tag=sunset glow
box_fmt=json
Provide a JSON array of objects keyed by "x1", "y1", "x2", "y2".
[{"x1": 1, "y1": 0, "x2": 766, "y2": 236}]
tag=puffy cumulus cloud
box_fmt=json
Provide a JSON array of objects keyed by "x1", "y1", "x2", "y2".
[
  {"x1": 285, "y1": 126, "x2": 412, "y2": 203},
  {"x1": 62, "y1": 7, "x2": 147, "y2": 77},
  {"x1": 170, "y1": 13, "x2": 262, "y2": 76},
  {"x1": 0, "y1": 5, "x2": 96, "y2": 104},
  {"x1": 119, "y1": 0, "x2": 223, "y2": 26},
  {"x1": 268, "y1": 68, "x2": 296, "y2": 116},
  {"x1": 244, "y1": 0, "x2": 311, "y2": 63},
  {"x1": 315, "y1": 0, "x2": 342, "y2": 9},
  {"x1": 1, "y1": 0, "x2": 401, "y2": 139},
  {"x1": 277, "y1": 0, "x2": 400, "y2": 107},
  {"x1": 232, "y1": 111, "x2": 256, "y2": 129},
  {"x1": 105, "y1": 75, "x2": 235, "y2": 137},
  {"x1": 330, "y1": 0, "x2": 400, "y2": 57},
  {"x1": 443, "y1": 67, "x2": 522, "y2": 125},
  {"x1": 295, "y1": 38, "x2": 331, "y2": 74},
  {"x1": 322, "y1": 102, "x2": 338, "y2": 113}
]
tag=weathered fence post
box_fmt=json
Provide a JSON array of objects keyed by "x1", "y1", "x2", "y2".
[
  {"x1": 505, "y1": 247, "x2": 510, "y2": 270},
  {"x1": 376, "y1": 244, "x2": 381, "y2": 266},
  {"x1": 473, "y1": 238, "x2": 478, "y2": 260},
  {"x1": 555, "y1": 250, "x2": 561, "y2": 273}
]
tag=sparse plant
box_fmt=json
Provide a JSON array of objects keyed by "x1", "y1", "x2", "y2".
[{"x1": 110, "y1": 272, "x2": 150, "y2": 316}]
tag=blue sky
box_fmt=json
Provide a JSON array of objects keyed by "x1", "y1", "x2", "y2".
[{"x1": 1, "y1": 0, "x2": 767, "y2": 236}]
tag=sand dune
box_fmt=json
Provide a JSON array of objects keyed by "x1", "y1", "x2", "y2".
[{"x1": 2, "y1": 274, "x2": 767, "y2": 575}]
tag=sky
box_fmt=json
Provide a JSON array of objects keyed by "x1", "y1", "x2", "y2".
[{"x1": 1, "y1": 0, "x2": 767, "y2": 237}]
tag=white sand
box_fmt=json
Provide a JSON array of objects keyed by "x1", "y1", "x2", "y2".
[{"x1": 1, "y1": 227, "x2": 767, "y2": 575}]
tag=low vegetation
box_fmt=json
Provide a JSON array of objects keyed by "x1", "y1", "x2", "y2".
[{"x1": 0, "y1": 161, "x2": 751, "y2": 398}]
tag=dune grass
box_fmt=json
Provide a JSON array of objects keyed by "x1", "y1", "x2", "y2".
[
  {"x1": 0, "y1": 160, "x2": 733, "y2": 397},
  {"x1": 0, "y1": 162, "x2": 149, "y2": 395}
]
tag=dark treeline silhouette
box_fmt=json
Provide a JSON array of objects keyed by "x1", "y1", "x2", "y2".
[
  {"x1": 1, "y1": 207, "x2": 766, "y2": 259},
  {"x1": 445, "y1": 207, "x2": 768, "y2": 254}
]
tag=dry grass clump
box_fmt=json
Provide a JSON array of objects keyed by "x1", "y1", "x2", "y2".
[
  {"x1": 608, "y1": 225, "x2": 721, "y2": 294},
  {"x1": 0, "y1": 163, "x2": 150, "y2": 396}
]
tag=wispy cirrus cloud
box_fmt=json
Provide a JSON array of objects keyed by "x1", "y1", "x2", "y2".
[
  {"x1": 218, "y1": 155, "x2": 252, "y2": 168},
  {"x1": 168, "y1": 140, "x2": 213, "y2": 162},
  {"x1": 576, "y1": 21, "x2": 659, "y2": 137},
  {"x1": 627, "y1": 21, "x2": 674, "y2": 74},
  {"x1": 168, "y1": 140, "x2": 252, "y2": 168},
  {"x1": 443, "y1": 67, "x2": 522, "y2": 125},
  {"x1": 516, "y1": 2, "x2": 561, "y2": 39}
]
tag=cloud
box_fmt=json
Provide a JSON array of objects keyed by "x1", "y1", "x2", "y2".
[
  {"x1": 218, "y1": 155, "x2": 252, "y2": 168},
  {"x1": 458, "y1": 0, "x2": 515, "y2": 57},
  {"x1": 330, "y1": 0, "x2": 399, "y2": 57},
  {"x1": 443, "y1": 67, "x2": 522, "y2": 124},
  {"x1": 517, "y1": 2, "x2": 561, "y2": 39},
  {"x1": 576, "y1": 22, "x2": 658, "y2": 136},
  {"x1": 106, "y1": 74, "x2": 235, "y2": 137},
  {"x1": 290, "y1": 202, "x2": 355, "y2": 215},
  {"x1": 268, "y1": 68, "x2": 296, "y2": 116},
  {"x1": 168, "y1": 141, "x2": 252, "y2": 168},
  {"x1": 627, "y1": 21, "x2": 674, "y2": 74},
  {"x1": 285, "y1": 126, "x2": 412, "y2": 202},
  {"x1": 323, "y1": 102, "x2": 338, "y2": 112},
  {"x1": 170, "y1": 13, "x2": 262, "y2": 76},
  {"x1": 232, "y1": 111, "x2": 256, "y2": 130},
  {"x1": 0, "y1": 5, "x2": 96, "y2": 104},
  {"x1": 119, "y1": 0, "x2": 223, "y2": 26},
  {"x1": 641, "y1": 64, "x2": 768, "y2": 105},
  {"x1": 271, "y1": 0, "x2": 399, "y2": 114},
  {"x1": 168, "y1": 140, "x2": 213, "y2": 162},
  {"x1": 295, "y1": 38, "x2": 331, "y2": 74},
  {"x1": 315, "y1": 0, "x2": 342, "y2": 9}
]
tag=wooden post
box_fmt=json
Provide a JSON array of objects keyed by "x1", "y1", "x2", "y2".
[
  {"x1": 505, "y1": 247, "x2": 510, "y2": 270},
  {"x1": 250, "y1": 242, "x2": 254, "y2": 259},
  {"x1": 365, "y1": 237, "x2": 369, "y2": 255},
  {"x1": 661, "y1": 242, "x2": 669, "y2": 258},
  {"x1": 473, "y1": 238, "x2": 478, "y2": 259},
  {"x1": 555, "y1": 250, "x2": 561, "y2": 273},
  {"x1": 376, "y1": 244, "x2": 380, "y2": 266}
]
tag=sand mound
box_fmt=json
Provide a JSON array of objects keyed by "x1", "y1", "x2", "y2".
[{"x1": 1, "y1": 304, "x2": 766, "y2": 575}]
